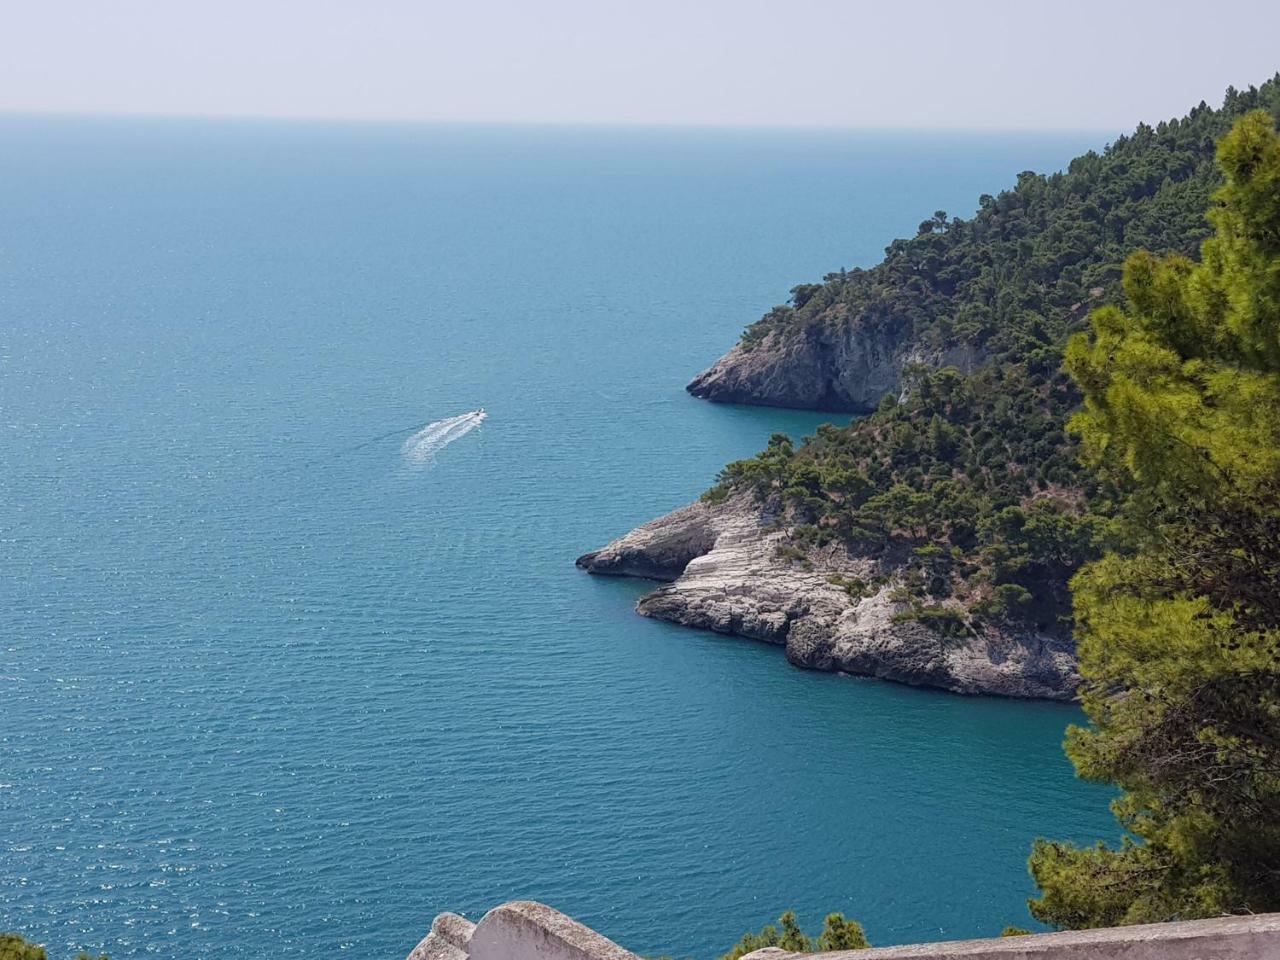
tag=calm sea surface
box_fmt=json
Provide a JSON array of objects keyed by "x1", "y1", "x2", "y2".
[{"x1": 0, "y1": 117, "x2": 1117, "y2": 958}]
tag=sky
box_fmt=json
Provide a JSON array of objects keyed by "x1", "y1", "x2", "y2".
[{"x1": 2, "y1": 0, "x2": 1278, "y2": 130}]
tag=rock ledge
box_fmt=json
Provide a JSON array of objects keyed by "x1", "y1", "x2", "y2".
[
  {"x1": 686, "y1": 322, "x2": 987, "y2": 411},
  {"x1": 577, "y1": 494, "x2": 1078, "y2": 700}
]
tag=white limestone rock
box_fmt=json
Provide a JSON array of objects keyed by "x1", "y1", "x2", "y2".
[{"x1": 578, "y1": 494, "x2": 1078, "y2": 701}]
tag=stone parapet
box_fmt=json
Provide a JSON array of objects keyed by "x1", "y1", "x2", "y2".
[
  {"x1": 409, "y1": 904, "x2": 1280, "y2": 960},
  {"x1": 408, "y1": 901, "x2": 639, "y2": 960}
]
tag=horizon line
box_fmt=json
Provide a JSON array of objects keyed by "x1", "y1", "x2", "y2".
[{"x1": 0, "y1": 106, "x2": 1122, "y2": 137}]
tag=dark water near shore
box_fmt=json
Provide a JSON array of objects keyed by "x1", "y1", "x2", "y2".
[{"x1": 0, "y1": 117, "x2": 1116, "y2": 958}]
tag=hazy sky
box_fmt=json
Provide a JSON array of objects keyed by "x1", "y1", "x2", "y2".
[{"x1": 3, "y1": 0, "x2": 1278, "y2": 129}]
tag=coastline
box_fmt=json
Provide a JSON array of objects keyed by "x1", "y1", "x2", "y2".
[{"x1": 577, "y1": 492, "x2": 1079, "y2": 701}]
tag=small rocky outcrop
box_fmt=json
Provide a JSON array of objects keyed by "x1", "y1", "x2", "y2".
[
  {"x1": 574, "y1": 501, "x2": 717, "y2": 581},
  {"x1": 577, "y1": 494, "x2": 1078, "y2": 700},
  {"x1": 686, "y1": 321, "x2": 987, "y2": 411}
]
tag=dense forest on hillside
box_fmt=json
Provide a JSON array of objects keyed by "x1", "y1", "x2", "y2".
[
  {"x1": 743, "y1": 79, "x2": 1280, "y2": 359},
  {"x1": 706, "y1": 77, "x2": 1280, "y2": 637}
]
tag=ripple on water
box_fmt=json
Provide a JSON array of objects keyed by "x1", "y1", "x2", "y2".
[{"x1": 0, "y1": 116, "x2": 1116, "y2": 959}]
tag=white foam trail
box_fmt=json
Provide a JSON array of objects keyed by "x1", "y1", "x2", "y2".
[{"x1": 402, "y1": 411, "x2": 485, "y2": 462}]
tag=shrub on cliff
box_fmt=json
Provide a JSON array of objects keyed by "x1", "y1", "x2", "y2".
[
  {"x1": 1028, "y1": 110, "x2": 1280, "y2": 927},
  {"x1": 0, "y1": 933, "x2": 107, "y2": 960},
  {"x1": 0, "y1": 935, "x2": 45, "y2": 960},
  {"x1": 720, "y1": 911, "x2": 868, "y2": 960}
]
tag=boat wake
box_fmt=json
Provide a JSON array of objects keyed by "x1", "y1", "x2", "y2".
[{"x1": 402, "y1": 410, "x2": 486, "y2": 462}]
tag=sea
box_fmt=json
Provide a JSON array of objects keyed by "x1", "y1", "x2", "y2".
[{"x1": 0, "y1": 116, "x2": 1117, "y2": 958}]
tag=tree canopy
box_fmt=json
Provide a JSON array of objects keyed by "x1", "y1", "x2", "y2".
[
  {"x1": 719, "y1": 911, "x2": 869, "y2": 960},
  {"x1": 1028, "y1": 109, "x2": 1280, "y2": 927},
  {"x1": 0, "y1": 933, "x2": 106, "y2": 960}
]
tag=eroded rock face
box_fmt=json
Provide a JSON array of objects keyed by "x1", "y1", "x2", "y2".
[
  {"x1": 577, "y1": 495, "x2": 1078, "y2": 701},
  {"x1": 686, "y1": 322, "x2": 988, "y2": 412},
  {"x1": 574, "y1": 502, "x2": 716, "y2": 581}
]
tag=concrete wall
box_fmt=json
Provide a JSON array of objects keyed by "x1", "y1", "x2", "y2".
[
  {"x1": 745, "y1": 913, "x2": 1280, "y2": 959},
  {"x1": 408, "y1": 901, "x2": 640, "y2": 960},
  {"x1": 407, "y1": 903, "x2": 1280, "y2": 960}
]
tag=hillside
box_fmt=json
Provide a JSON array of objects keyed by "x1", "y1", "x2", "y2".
[
  {"x1": 579, "y1": 78, "x2": 1280, "y2": 698},
  {"x1": 689, "y1": 79, "x2": 1280, "y2": 411}
]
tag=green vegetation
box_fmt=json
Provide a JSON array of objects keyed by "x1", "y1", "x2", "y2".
[
  {"x1": 740, "y1": 81, "x2": 1280, "y2": 362},
  {"x1": 0, "y1": 933, "x2": 106, "y2": 960},
  {"x1": 705, "y1": 78, "x2": 1280, "y2": 638},
  {"x1": 1028, "y1": 110, "x2": 1280, "y2": 927},
  {"x1": 709, "y1": 80, "x2": 1280, "y2": 939},
  {"x1": 0, "y1": 935, "x2": 45, "y2": 960},
  {"x1": 720, "y1": 911, "x2": 869, "y2": 960}
]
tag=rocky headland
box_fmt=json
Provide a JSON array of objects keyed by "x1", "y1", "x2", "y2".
[
  {"x1": 580, "y1": 87, "x2": 1278, "y2": 703},
  {"x1": 577, "y1": 493, "x2": 1079, "y2": 700},
  {"x1": 686, "y1": 319, "x2": 988, "y2": 412}
]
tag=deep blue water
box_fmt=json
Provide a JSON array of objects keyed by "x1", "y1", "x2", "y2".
[{"x1": 0, "y1": 117, "x2": 1118, "y2": 959}]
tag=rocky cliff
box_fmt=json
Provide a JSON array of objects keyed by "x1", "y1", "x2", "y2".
[
  {"x1": 686, "y1": 319, "x2": 988, "y2": 412},
  {"x1": 577, "y1": 494, "x2": 1079, "y2": 700},
  {"x1": 684, "y1": 84, "x2": 1280, "y2": 413},
  {"x1": 588, "y1": 85, "x2": 1280, "y2": 702}
]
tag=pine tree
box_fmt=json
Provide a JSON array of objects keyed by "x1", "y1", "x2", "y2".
[
  {"x1": 720, "y1": 911, "x2": 869, "y2": 959},
  {"x1": 816, "y1": 914, "x2": 870, "y2": 951},
  {"x1": 0, "y1": 934, "x2": 45, "y2": 960},
  {"x1": 0, "y1": 933, "x2": 107, "y2": 960},
  {"x1": 1029, "y1": 110, "x2": 1280, "y2": 927}
]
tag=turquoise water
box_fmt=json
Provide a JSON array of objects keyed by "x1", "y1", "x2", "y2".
[{"x1": 0, "y1": 117, "x2": 1117, "y2": 959}]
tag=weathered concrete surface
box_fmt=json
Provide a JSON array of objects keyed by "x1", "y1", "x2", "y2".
[
  {"x1": 409, "y1": 902, "x2": 640, "y2": 960},
  {"x1": 408, "y1": 912, "x2": 476, "y2": 960},
  {"x1": 577, "y1": 494, "x2": 1078, "y2": 700},
  {"x1": 744, "y1": 912, "x2": 1280, "y2": 959},
  {"x1": 411, "y1": 906, "x2": 1280, "y2": 960}
]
